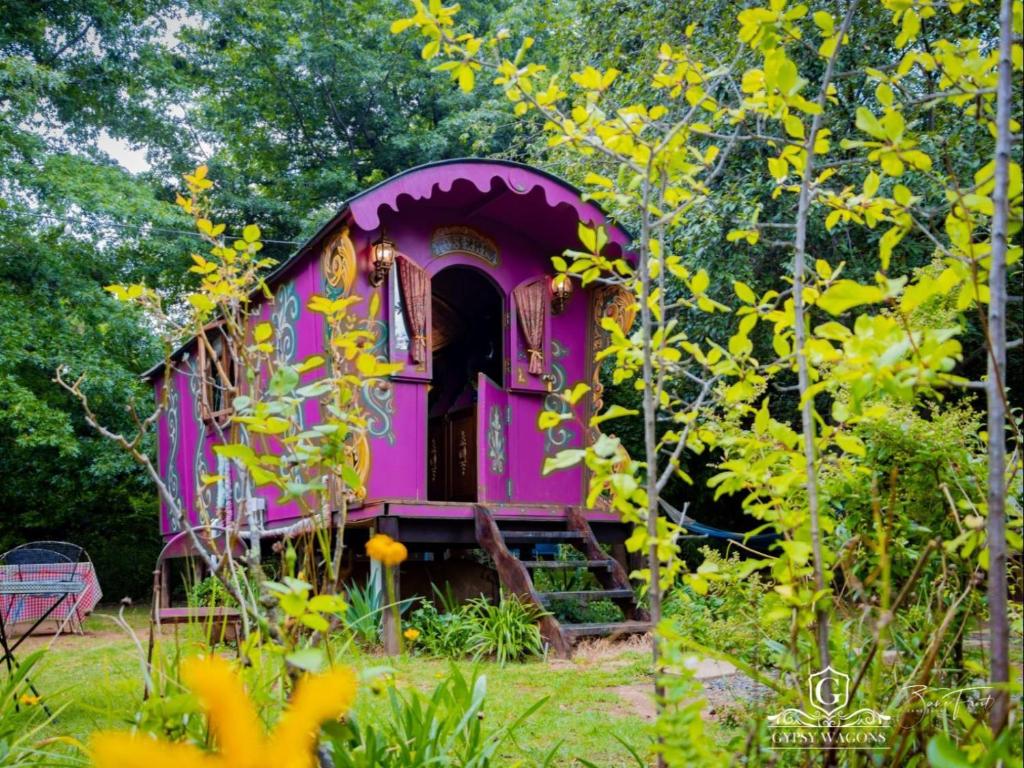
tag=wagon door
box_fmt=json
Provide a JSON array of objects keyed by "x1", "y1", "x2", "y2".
[{"x1": 477, "y1": 373, "x2": 510, "y2": 503}]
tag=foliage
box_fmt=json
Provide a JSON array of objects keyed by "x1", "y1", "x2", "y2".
[
  {"x1": 406, "y1": 600, "x2": 476, "y2": 659},
  {"x1": 0, "y1": 652, "x2": 53, "y2": 766},
  {"x1": 464, "y1": 593, "x2": 546, "y2": 665},
  {"x1": 407, "y1": 591, "x2": 546, "y2": 664},
  {"x1": 393, "y1": 0, "x2": 1023, "y2": 763},
  {"x1": 663, "y1": 547, "x2": 778, "y2": 667},
  {"x1": 91, "y1": 654, "x2": 357, "y2": 768},
  {"x1": 327, "y1": 665, "x2": 549, "y2": 768}
]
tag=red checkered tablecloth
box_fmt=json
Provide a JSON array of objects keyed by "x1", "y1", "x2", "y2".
[{"x1": 0, "y1": 563, "x2": 102, "y2": 625}]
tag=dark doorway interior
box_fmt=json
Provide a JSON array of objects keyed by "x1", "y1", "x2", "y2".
[{"x1": 427, "y1": 267, "x2": 503, "y2": 501}]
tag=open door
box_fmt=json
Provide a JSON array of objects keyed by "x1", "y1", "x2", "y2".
[{"x1": 477, "y1": 373, "x2": 510, "y2": 503}]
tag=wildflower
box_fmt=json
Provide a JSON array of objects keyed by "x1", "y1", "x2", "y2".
[
  {"x1": 18, "y1": 693, "x2": 40, "y2": 707},
  {"x1": 403, "y1": 628, "x2": 420, "y2": 642},
  {"x1": 365, "y1": 533, "x2": 408, "y2": 567},
  {"x1": 90, "y1": 655, "x2": 356, "y2": 768}
]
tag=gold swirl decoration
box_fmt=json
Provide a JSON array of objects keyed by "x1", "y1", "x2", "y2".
[
  {"x1": 322, "y1": 226, "x2": 357, "y2": 295},
  {"x1": 589, "y1": 285, "x2": 639, "y2": 506}
]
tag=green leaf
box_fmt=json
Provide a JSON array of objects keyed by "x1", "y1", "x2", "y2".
[
  {"x1": 926, "y1": 735, "x2": 972, "y2": 768},
  {"x1": 269, "y1": 366, "x2": 300, "y2": 396},
  {"x1": 286, "y1": 647, "x2": 326, "y2": 672}
]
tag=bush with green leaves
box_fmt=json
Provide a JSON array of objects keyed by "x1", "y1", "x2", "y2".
[
  {"x1": 326, "y1": 665, "x2": 552, "y2": 768},
  {"x1": 407, "y1": 600, "x2": 476, "y2": 659},
  {"x1": 465, "y1": 593, "x2": 546, "y2": 665},
  {"x1": 662, "y1": 547, "x2": 780, "y2": 668},
  {"x1": 0, "y1": 652, "x2": 52, "y2": 766}
]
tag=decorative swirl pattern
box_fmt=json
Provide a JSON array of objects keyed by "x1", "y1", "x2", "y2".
[
  {"x1": 188, "y1": 357, "x2": 212, "y2": 516},
  {"x1": 543, "y1": 339, "x2": 574, "y2": 456},
  {"x1": 165, "y1": 380, "x2": 182, "y2": 531},
  {"x1": 272, "y1": 281, "x2": 300, "y2": 365},
  {"x1": 488, "y1": 405, "x2": 506, "y2": 474},
  {"x1": 359, "y1": 318, "x2": 395, "y2": 444},
  {"x1": 322, "y1": 226, "x2": 356, "y2": 296}
]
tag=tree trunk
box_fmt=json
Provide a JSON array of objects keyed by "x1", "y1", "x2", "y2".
[{"x1": 985, "y1": 0, "x2": 1013, "y2": 735}]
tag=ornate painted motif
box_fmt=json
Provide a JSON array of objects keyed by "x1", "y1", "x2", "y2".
[
  {"x1": 457, "y1": 429, "x2": 469, "y2": 477},
  {"x1": 271, "y1": 281, "x2": 300, "y2": 365},
  {"x1": 360, "y1": 318, "x2": 396, "y2": 445},
  {"x1": 322, "y1": 226, "x2": 356, "y2": 296},
  {"x1": 544, "y1": 339, "x2": 574, "y2": 456},
  {"x1": 231, "y1": 425, "x2": 254, "y2": 512},
  {"x1": 589, "y1": 285, "x2": 637, "y2": 431},
  {"x1": 187, "y1": 356, "x2": 213, "y2": 516},
  {"x1": 430, "y1": 225, "x2": 499, "y2": 266},
  {"x1": 487, "y1": 405, "x2": 507, "y2": 475},
  {"x1": 589, "y1": 286, "x2": 638, "y2": 505},
  {"x1": 165, "y1": 380, "x2": 182, "y2": 531}
]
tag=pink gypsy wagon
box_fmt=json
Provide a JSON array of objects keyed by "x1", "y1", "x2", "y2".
[{"x1": 147, "y1": 159, "x2": 648, "y2": 655}]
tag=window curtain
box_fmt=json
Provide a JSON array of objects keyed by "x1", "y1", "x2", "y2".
[
  {"x1": 513, "y1": 280, "x2": 546, "y2": 375},
  {"x1": 397, "y1": 256, "x2": 429, "y2": 364}
]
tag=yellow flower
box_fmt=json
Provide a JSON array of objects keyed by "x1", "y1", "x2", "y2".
[
  {"x1": 366, "y1": 534, "x2": 408, "y2": 567},
  {"x1": 90, "y1": 655, "x2": 356, "y2": 768},
  {"x1": 403, "y1": 628, "x2": 420, "y2": 642},
  {"x1": 18, "y1": 693, "x2": 40, "y2": 707}
]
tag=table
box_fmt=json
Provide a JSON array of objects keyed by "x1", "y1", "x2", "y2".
[{"x1": 0, "y1": 562, "x2": 102, "y2": 632}]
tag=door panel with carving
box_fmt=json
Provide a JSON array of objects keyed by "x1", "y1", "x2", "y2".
[{"x1": 477, "y1": 373, "x2": 511, "y2": 503}]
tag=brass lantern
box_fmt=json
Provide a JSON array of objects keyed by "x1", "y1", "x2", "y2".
[
  {"x1": 369, "y1": 230, "x2": 396, "y2": 287},
  {"x1": 551, "y1": 273, "x2": 573, "y2": 314}
]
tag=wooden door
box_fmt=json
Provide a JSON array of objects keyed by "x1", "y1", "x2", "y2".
[
  {"x1": 447, "y1": 406, "x2": 477, "y2": 501},
  {"x1": 477, "y1": 373, "x2": 510, "y2": 503}
]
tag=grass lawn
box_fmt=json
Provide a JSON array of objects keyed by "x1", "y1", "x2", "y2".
[{"x1": 16, "y1": 604, "x2": 676, "y2": 766}]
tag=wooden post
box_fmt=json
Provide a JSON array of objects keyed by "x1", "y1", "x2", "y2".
[
  {"x1": 160, "y1": 561, "x2": 171, "y2": 608},
  {"x1": 378, "y1": 517, "x2": 402, "y2": 656}
]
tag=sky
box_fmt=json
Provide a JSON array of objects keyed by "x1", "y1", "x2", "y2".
[
  {"x1": 93, "y1": 12, "x2": 194, "y2": 175},
  {"x1": 98, "y1": 131, "x2": 152, "y2": 174}
]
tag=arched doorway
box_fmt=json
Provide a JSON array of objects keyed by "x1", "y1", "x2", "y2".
[{"x1": 427, "y1": 266, "x2": 504, "y2": 501}]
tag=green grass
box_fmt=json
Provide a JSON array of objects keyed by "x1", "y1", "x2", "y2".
[{"x1": 20, "y1": 605, "x2": 663, "y2": 766}]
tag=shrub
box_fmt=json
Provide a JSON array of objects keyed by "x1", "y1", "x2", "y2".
[
  {"x1": 326, "y1": 665, "x2": 548, "y2": 767},
  {"x1": 407, "y1": 600, "x2": 475, "y2": 659},
  {"x1": 0, "y1": 652, "x2": 51, "y2": 766},
  {"x1": 465, "y1": 592, "x2": 546, "y2": 664}
]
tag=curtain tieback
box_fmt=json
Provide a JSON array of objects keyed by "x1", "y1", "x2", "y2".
[
  {"x1": 526, "y1": 347, "x2": 543, "y2": 375},
  {"x1": 411, "y1": 333, "x2": 427, "y2": 364}
]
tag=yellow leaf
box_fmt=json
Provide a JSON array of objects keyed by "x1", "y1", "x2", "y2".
[
  {"x1": 188, "y1": 294, "x2": 215, "y2": 313},
  {"x1": 254, "y1": 322, "x2": 273, "y2": 343},
  {"x1": 734, "y1": 281, "x2": 756, "y2": 304}
]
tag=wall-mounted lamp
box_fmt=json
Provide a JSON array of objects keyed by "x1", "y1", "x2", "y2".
[
  {"x1": 369, "y1": 229, "x2": 396, "y2": 287},
  {"x1": 551, "y1": 273, "x2": 573, "y2": 314}
]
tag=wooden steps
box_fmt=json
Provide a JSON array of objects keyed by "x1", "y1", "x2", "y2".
[
  {"x1": 501, "y1": 531, "x2": 585, "y2": 543},
  {"x1": 563, "y1": 621, "x2": 652, "y2": 641},
  {"x1": 473, "y1": 505, "x2": 650, "y2": 658},
  {"x1": 539, "y1": 589, "x2": 634, "y2": 603},
  {"x1": 520, "y1": 559, "x2": 615, "y2": 570}
]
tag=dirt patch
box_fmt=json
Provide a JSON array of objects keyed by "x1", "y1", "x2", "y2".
[{"x1": 612, "y1": 683, "x2": 658, "y2": 721}]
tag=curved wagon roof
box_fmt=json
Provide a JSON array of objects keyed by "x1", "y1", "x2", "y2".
[{"x1": 145, "y1": 158, "x2": 631, "y2": 379}]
